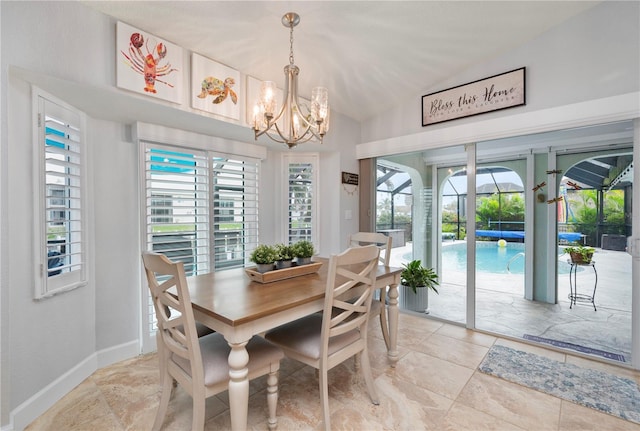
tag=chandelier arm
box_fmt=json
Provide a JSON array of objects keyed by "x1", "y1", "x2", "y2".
[{"x1": 253, "y1": 12, "x2": 327, "y2": 149}]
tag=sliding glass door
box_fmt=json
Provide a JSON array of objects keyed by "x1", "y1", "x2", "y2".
[{"x1": 374, "y1": 120, "x2": 637, "y2": 368}]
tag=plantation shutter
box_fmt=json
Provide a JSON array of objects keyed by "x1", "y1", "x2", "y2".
[
  {"x1": 284, "y1": 154, "x2": 318, "y2": 245},
  {"x1": 144, "y1": 145, "x2": 210, "y2": 275},
  {"x1": 143, "y1": 144, "x2": 209, "y2": 335},
  {"x1": 212, "y1": 156, "x2": 259, "y2": 269},
  {"x1": 142, "y1": 142, "x2": 260, "y2": 345},
  {"x1": 35, "y1": 93, "x2": 87, "y2": 298}
]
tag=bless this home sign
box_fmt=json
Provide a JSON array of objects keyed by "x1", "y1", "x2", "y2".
[{"x1": 422, "y1": 67, "x2": 525, "y2": 126}]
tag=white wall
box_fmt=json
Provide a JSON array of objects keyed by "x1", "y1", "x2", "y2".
[
  {"x1": 0, "y1": 1, "x2": 361, "y2": 429},
  {"x1": 360, "y1": 1, "x2": 640, "y2": 145},
  {"x1": 92, "y1": 120, "x2": 140, "y2": 351},
  {"x1": 3, "y1": 0, "x2": 635, "y2": 428}
]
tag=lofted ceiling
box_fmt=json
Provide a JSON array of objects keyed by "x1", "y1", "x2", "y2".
[{"x1": 81, "y1": 1, "x2": 600, "y2": 123}]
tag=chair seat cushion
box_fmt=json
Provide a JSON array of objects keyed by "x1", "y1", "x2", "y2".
[
  {"x1": 173, "y1": 333, "x2": 284, "y2": 387},
  {"x1": 265, "y1": 313, "x2": 360, "y2": 360}
]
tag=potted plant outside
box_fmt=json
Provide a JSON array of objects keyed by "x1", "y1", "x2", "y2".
[
  {"x1": 293, "y1": 240, "x2": 315, "y2": 265},
  {"x1": 250, "y1": 244, "x2": 277, "y2": 273},
  {"x1": 399, "y1": 259, "x2": 439, "y2": 313},
  {"x1": 564, "y1": 245, "x2": 595, "y2": 264},
  {"x1": 274, "y1": 243, "x2": 295, "y2": 269}
]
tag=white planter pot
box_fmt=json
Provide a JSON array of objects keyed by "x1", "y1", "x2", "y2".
[{"x1": 399, "y1": 284, "x2": 430, "y2": 313}]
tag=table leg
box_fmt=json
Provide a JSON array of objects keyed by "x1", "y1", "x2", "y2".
[
  {"x1": 227, "y1": 339, "x2": 249, "y2": 431},
  {"x1": 387, "y1": 282, "x2": 399, "y2": 367}
]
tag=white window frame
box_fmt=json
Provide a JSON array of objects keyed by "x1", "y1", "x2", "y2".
[
  {"x1": 136, "y1": 123, "x2": 265, "y2": 352},
  {"x1": 32, "y1": 87, "x2": 88, "y2": 299},
  {"x1": 281, "y1": 153, "x2": 319, "y2": 246}
]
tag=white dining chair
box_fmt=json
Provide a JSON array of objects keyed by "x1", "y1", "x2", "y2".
[
  {"x1": 348, "y1": 232, "x2": 393, "y2": 348},
  {"x1": 265, "y1": 245, "x2": 380, "y2": 431},
  {"x1": 142, "y1": 252, "x2": 284, "y2": 431}
]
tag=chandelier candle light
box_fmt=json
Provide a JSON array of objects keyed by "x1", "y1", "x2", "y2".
[{"x1": 253, "y1": 12, "x2": 330, "y2": 149}]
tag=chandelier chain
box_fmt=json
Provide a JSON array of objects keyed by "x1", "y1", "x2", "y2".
[
  {"x1": 289, "y1": 23, "x2": 295, "y2": 65},
  {"x1": 252, "y1": 12, "x2": 328, "y2": 149}
]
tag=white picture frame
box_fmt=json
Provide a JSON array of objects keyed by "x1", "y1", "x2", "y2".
[
  {"x1": 116, "y1": 21, "x2": 183, "y2": 104},
  {"x1": 191, "y1": 53, "x2": 241, "y2": 121}
]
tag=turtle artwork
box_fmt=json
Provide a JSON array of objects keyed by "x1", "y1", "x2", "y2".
[{"x1": 197, "y1": 77, "x2": 238, "y2": 104}]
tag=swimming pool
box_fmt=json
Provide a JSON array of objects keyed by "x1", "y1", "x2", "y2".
[
  {"x1": 406, "y1": 242, "x2": 573, "y2": 274},
  {"x1": 444, "y1": 242, "x2": 525, "y2": 274}
]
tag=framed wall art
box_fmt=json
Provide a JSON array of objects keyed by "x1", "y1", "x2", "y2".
[
  {"x1": 191, "y1": 53, "x2": 241, "y2": 121},
  {"x1": 422, "y1": 67, "x2": 525, "y2": 127},
  {"x1": 116, "y1": 21, "x2": 183, "y2": 104}
]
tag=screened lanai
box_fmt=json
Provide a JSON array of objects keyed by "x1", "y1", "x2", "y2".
[
  {"x1": 442, "y1": 167, "x2": 525, "y2": 242},
  {"x1": 376, "y1": 165, "x2": 413, "y2": 243}
]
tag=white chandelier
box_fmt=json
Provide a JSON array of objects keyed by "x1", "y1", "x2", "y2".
[{"x1": 252, "y1": 12, "x2": 330, "y2": 149}]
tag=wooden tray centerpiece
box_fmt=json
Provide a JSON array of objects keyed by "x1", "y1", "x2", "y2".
[{"x1": 245, "y1": 261, "x2": 323, "y2": 284}]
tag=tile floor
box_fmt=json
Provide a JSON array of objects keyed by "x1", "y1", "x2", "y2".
[
  {"x1": 391, "y1": 243, "x2": 634, "y2": 362},
  {"x1": 26, "y1": 313, "x2": 640, "y2": 431}
]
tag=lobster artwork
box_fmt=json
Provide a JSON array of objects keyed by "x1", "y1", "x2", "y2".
[{"x1": 121, "y1": 32, "x2": 178, "y2": 94}]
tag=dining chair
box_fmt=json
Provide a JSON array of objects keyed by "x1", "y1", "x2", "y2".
[
  {"x1": 142, "y1": 252, "x2": 284, "y2": 431},
  {"x1": 348, "y1": 232, "x2": 393, "y2": 349},
  {"x1": 265, "y1": 244, "x2": 380, "y2": 431}
]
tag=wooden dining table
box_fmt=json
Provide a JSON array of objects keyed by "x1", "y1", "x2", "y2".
[{"x1": 184, "y1": 259, "x2": 402, "y2": 431}]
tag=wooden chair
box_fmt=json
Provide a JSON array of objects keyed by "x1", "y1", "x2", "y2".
[
  {"x1": 265, "y1": 245, "x2": 380, "y2": 431},
  {"x1": 142, "y1": 252, "x2": 284, "y2": 431},
  {"x1": 348, "y1": 232, "x2": 393, "y2": 349}
]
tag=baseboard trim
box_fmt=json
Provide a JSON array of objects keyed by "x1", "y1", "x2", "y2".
[{"x1": 8, "y1": 340, "x2": 139, "y2": 431}]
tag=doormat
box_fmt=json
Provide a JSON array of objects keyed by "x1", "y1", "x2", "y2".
[
  {"x1": 523, "y1": 334, "x2": 626, "y2": 362},
  {"x1": 479, "y1": 345, "x2": 640, "y2": 424}
]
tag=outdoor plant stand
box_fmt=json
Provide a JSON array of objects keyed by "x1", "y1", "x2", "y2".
[{"x1": 568, "y1": 260, "x2": 597, "y2": 311}]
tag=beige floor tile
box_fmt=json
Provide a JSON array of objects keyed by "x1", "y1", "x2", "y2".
[
  {"x1": 435, "y1": 323, "x2": 498, "y2": 347},
  {"x1": 413, "y1": 333, "x2": 490, "y2": 369},
  {"x1": 369, "y1": 373, "x2": 453, "y2": 430},
  {"x1": 25, "y1": 380, "x2": 116, "y2": 431},
  {"x1": 395, "y1": 351, "x2": 475, "y2": 399},
  {"x1": 24, "y1": 324, "x2": 640, "y2": 431},
  {"x1": 367, "y1": 332, "x2": 412, "y2": 376},
  {"x1": 559, "y1": 400, "x2": 640, "y2": 431},
  {"x1": 440, "y1": 402, "x2": 526, "y2": 431},
  {"x1": 456, "y1": 372, "x2": 561, "y2": 430},
  {"x1": 64, "y1": 412, "x2": 124, "y2": 431}
]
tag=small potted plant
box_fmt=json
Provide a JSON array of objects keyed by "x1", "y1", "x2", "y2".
[
  {"x1": 293, "y1": 240, "x2": 315, "y2": 265},
  {"x1": 249, "y1": 244, "x2": 277, "y2": 273},
  {"x1": 399, "y1": 259, "x2": 439, "y2": 313},
  {"x1": 564, "y1": 245, "x2": 595, "y2": 264},
  {"x1": 274, "y1": 243, "x2": 295, "y2": 269}
]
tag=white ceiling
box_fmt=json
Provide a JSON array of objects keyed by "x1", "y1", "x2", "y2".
[{"x1": 82, "y1": 1, "x2": 600, "y2": 123}]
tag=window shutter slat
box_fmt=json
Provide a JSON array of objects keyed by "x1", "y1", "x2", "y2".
[{"x1": 37, "y1": 93, "x2": 86, "y2": 298}]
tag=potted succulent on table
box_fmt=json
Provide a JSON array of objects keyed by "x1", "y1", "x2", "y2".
[
  {"x1": 274, "y1": 243, "x2": 295, "y2": 269},
  {"x1": 399, "y1": 259, "x2": 439, "y2": 313},
  {"x1": 249, "y1": 244, "x2": 277, "y2": 273},
  {"x1": 563, "y1": 245, "x2": 595, "y2": 264},
  {"x1": 293, "y1": 240, "x2": 315, "y2": 265}
]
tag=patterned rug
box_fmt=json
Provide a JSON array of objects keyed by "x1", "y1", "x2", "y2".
[
  {"x1": 522, "y1": 334, "x2": 626, "y2": 362},
  {"x1": 479, "y1": 345, "x2": 640, "y2": 424}
]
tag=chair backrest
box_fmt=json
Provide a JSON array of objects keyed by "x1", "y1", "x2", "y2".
[
  {"x1": 320, "y1": 245, "x2": 379, "y2": 358},
  {"x1": 348, "y1": 232, "x2": 392, "y2": 266},
  {"x1": 142, "y1": 252, "x2": 204, "y2": 385}
]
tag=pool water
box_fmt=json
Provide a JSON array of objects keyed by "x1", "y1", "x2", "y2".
[
  {"x1": 406, "y1": 242, "x2": 573, "y2": 274},
  {"x1": 444, "y1": 243, "x2": 526, "y2": 274}
]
